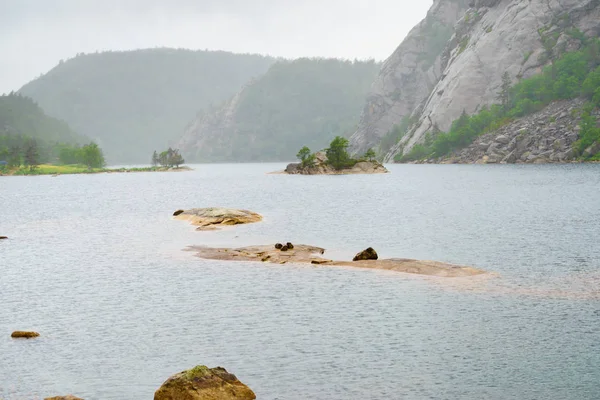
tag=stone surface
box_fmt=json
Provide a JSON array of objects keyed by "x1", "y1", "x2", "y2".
[
  {"x1": 154, "y1": 365, "x2": 256, "y2": 400},
  {"x1": 174, "y1": 208, "x2": 262, "y2": 231},
  {"x1": 281, "y1": 151, "x2": 389, "y2": 175},
  {"x1": 44, "y1": 396, "x2": 84, "y2": 400},
  {"x1": 11, "y1": 331, "x2": 40, "y2": 339},
  {"x1": 346, "y1": 0, "x2": 600, "y2": 161},
  {"x1": 188, "y1": 244, "x2": 485, "y2": 278},
  {"x1": 353, "y1": 247, "x2": 379, "y2": 261}
]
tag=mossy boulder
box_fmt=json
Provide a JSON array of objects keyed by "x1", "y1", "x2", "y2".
[
  {"x1": 11, "y1": 331, "x2": 40, "y2": 339},
  {"x1": 154, "y1": 365, "x2": 255, "y2": 400},
  {"x1": 353, "y1": 247, "x2": 378, "y2": 261}
]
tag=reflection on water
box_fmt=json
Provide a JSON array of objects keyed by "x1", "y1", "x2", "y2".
[{"x1": 1, "y1": 163, "x2": 599, "y2": 399}]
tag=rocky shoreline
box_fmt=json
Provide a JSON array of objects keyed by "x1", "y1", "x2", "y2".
[{"x1": 423, "y1": 99, "x2": 600, "y2": 164}]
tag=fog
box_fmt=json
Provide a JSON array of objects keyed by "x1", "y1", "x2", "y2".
[{"x1": 0, "y1": 0, "x2": 432, "y2": 93}]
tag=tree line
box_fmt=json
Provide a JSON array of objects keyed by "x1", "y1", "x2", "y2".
[{"x1": 151, "y1": 148, "x2": 185, "y2": 168}]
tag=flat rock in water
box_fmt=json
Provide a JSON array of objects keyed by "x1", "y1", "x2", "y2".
[
  {"x1": 174, "y1": 208, "x2": 262, "y2": 231},
  {"x1": 45, "y1": 396, "x2": 84, "y2": 400},
  {"x1": 11, "y1": 331, "x2": 40, "y2": 339},
  {"x1": 189, "y1": 244, "x2": 485, "y2": 278},
  {"x1": 154, "y1": 365, "x2": 255, "y2": 400}
]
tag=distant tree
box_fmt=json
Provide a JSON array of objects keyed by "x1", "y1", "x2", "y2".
[
  {"x1": 82, "y1": 142, "x2": 105, "y2": 169},
  {"x1": 7, "y1": 146, "x2": 21, "y2": 168},
  {"x1": 23, "y1": 139, "x2": 40, "y2": 171},
  {"x1": 363, "y1": 148, "x2": 376, "y2": 161},
  {"x1": 170, "y1": 149, "x2": 185, "y2": 168},
  {"x1": 296, "y1": 146, "x2": 311, "y2": 163},
  {"x1": 498, "y1": 72, "x2": 512, "y2": 113},
  {"x1": 151, "y1": 150, "x2": 159, "y2": 167},
  {"x1": 326, "y1": 136, "x2": 354, "y2": 170}
]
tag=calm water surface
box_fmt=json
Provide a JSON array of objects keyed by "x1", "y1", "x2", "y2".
[{"x1": 1, "y1": 164, "x2": 599, "y2": 399}]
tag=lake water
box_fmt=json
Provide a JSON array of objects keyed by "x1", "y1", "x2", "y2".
[{"x1": 1, "y1": 164, "x2": 599, "y2": 400}]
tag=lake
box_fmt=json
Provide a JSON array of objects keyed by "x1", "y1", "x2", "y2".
[{"x1": 1, "y1": 164, "x2": 599, "y2": 399}]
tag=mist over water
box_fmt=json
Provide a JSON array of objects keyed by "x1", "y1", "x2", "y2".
[{"x1": 1, "y1": 164, "x2": 599, "y2": 399}]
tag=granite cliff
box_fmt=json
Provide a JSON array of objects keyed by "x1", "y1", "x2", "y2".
[{"x1": 348, "y1": 0, "x2": 600, "y2": 162}]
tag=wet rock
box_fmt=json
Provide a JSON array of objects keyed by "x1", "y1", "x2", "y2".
[
  {"x1": 280, "y1": 245, "x2": 289, "y2": 251},
  {"x1": 154, "y1": 365, "x2": 255, "y2": 400},
  {"x1": 286, "y1": 242, "x2": 294, "y2": 249},
  {"x1": 0, "y1": 236, "x2": 7, "y2": 240},
  {"x1": 353, "y1": 247, "x2": 378, "y2": 261},
  {"x1": 11, "y1": 331, "x2": 40, "y2": 339},
  {"x1": 274, "y1": 243, "x2": 283, "y2": 249},
  {"x1": 173, "y1": 209, "x2": 185, "y2": 216},
  {"x1": 174, "y1": 208, "x2": 262, "y2": 231}
]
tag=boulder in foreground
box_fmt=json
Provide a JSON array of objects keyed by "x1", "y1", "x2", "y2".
[
  {"x1": 44, "y1": 396, "x2": 84, "y2": 400},
  {"x1": 174, "y1": 208, "x2": 262, "y2": 231},
  {"x1": 154, "y1": 365, "x2": 256, "y2": 400},
  {"x1": 353, "y1": 247, "x2": 378, "y2": 261},
  {"x1": 11, "y1": 331, "x2": 40, "y2": 339}
]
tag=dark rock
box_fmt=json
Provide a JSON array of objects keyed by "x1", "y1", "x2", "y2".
[
  {"x1": 280, "y1": 245, "x2": 289, "y2": 251},
  {"x1": 0, "y1": 236, "x2": 7, "y2": 240},
  {"x1": 173, "y1": 209, "x2": 185, "y2": 216},
  {"x1": 286, "y1": 242, "x2": 294, "y2": 249},
  {"x1": 274, "y1": 243, "x2": 283, "y2": 249},
  {"x1": 11, "y1": 331, "x2": 40, "y2": 339},
  {"x1": 353, "y1": 247, "x2": 378, "y2": 261}
]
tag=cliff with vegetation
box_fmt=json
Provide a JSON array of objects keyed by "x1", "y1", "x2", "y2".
[
  {"x1": 348, "y1": 0, "x2": 600, "y2": 162},
  {"x1": 177, "y1": 58, "x2": 380, "y2": 162},
  {"x1": 19, "y1": 49, "x2": 275, "y2": 163}
]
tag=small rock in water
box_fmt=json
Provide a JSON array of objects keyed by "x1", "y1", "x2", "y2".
[
  {"x1": 286, "y1": 242, "x2": 294, "y2": 249},
  {"x1": 44, "y1": 396, "x2": 84, "y2": 400},
  {"x1": 173, "y1": 209, "x2": 185, "y2": 216},
  {"x1": 0, "y1": 236, "x2": 7, "y2": 240},
  {"x1": 353, "y1": 247, "x2": 378, "y2": 261},
  {"x1": 11, "y1": 331, "x2": 40, "y2": 339},
  {"x1": 274, "y1": 243, "x2": 283, "y2": 249}
]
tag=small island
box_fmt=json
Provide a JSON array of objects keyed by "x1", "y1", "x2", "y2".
[
  {"x1": 281, "y1": 136, "x2": 388, "y2": 175},
  {"x1": 173, "y1": 207, "x2": 263, "y2": 231}
]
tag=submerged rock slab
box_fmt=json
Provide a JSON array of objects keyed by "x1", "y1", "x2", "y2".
[
  {"x1": 189, "y1": 244, "x2": 485, "y2": 278},
  {"x1": 154, "y1": 365, "x2": 256, "y2": 400},
  {"x1": 11, "y1": 331, "x2": 40, "y2": 339},
  {"x1": 174, "y1": 208, "x2": 262, "y2": 231}
]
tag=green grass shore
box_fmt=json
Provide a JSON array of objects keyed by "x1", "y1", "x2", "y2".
[{"x1": 0, "y1": 164, "x2": 191, "y2": 176}]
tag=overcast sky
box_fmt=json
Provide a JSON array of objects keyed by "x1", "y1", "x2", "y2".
[{"x1": 0, "y1": 0, "x2": 432, "y2": 94}]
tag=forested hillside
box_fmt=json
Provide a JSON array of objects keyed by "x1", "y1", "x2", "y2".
[
  {"x1": 19, "y1": 49, "x2": 275, "y2": 163},
  {"x1": 178, "y1": 58, "x2": 380, "y2": 162},
  {"x1": 0, "y1": 93, "x2": 87, "y2": 163}
]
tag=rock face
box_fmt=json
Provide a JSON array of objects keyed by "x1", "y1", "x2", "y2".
[
  {"x1": 353, "y1": 247, "x2": 379, "y2": 261},
  {"x1": 189, "y1": 244, "x2": 485, "y2": 278},
  {"x1": 347, "y1": 0, "x2": 600, "y2": 161},
  {"x1": 11, "y1": 331, "x2": 40, "y2": 339},
  {"x1": 435, "y1": 98, "x2": 600, "y2": 163},
  {"x1": 283, "y1": 151, "x2": 389, "y2": 175},
  {"x1": 154, "y1": 365, "x2": 256, "y2": 400},
  {"x1": 174, "y1": 208, "x2": 262, "y2": 231}
]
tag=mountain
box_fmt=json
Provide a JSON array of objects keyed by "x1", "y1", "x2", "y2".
[
  {"x1": 177, "y1": 58, "x2": 380, "y2": 162},
  {"x1": 19, "y1": 49, "x2": 275, "y2": 163},
  {"x1": 0, "y1": 93, "x2": 87, "y2": 162},
  {"x1": 348, "y1": 0, "x2": 600, "y2": 161}
]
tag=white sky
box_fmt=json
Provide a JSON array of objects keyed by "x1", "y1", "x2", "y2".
[{"x1": 0, "y1": 0, "x2": 433, "y2": 93}]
